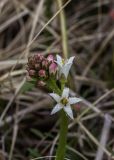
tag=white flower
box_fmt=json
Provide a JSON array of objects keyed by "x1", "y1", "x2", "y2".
[
  {"x1": 56, "y1": 55, "x2": 75, "y2": 79},
  {"x1": 49, "y1": 88, "x2": 82, "y2": 119}
]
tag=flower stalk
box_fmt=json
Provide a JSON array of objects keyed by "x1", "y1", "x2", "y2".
[
  {"x1": 55, "y1": 0, "x2": 70, "y2": 158},
  {"x1": 55, "y1": 110, "x2": 68, "y2": 160}
]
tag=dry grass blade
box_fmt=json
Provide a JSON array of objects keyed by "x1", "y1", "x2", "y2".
[
  {"x1": 82, "y1": 28, "x2": 114, "y2": 76},
  {"x1": 1, "y1": 0, "x2": 114, "y2": 159},
  {"x1": 25, "y1": 0, "x2": 71, "y2": 51},
  {"x1": 0, "y1": 98, "x2": 52, "y2": 127},
  {"x1": 78, "y1": 121, "x2": 113, "y2": 159},
  {"x1": 25, "y1": 0, "x2": 45, "y2": 58},
  {"x1": 95, "y1": 114, "x2": 112, "y2": 160}
]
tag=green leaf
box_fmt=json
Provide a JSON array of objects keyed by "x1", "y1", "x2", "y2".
[
  {"x1": 31, "y1": 128, "x2": 44, "y2": 139},
  {"x1": 28, "y1": 148, "x2": 40, "y2": 158}
]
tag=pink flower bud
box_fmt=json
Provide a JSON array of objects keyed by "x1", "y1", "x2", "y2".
[
  {"x1": 28, "y1": 69, "x2": 35, "y2": 76},
  {"x1": 34, "y1": 54, "x2": 44, "y2": 62},
  {"x1": 38, "y1": 69, "x2": 46, "y2": 78},
  {"x1": 35, "y1": 63, "x2": 40, "y2": 69},
  {"x1": 37, "y1": 80, "x2": 46, "y2": 86},
  {"x1": 49, "y1": 63, "x2": 57, "y2": 75},
  {"x1": 42, "y1": 59, "x2": 49, "y2": 68},
  {"x1": 47, "y1": 54, "x2": 54, "y2": 62}
]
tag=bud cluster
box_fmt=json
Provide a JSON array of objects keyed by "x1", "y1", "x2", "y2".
[{"x1": 27, "y1": 54, "x2": 57, "y2": 86}]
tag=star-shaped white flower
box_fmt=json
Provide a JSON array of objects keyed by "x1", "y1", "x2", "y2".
[
  {"x1": 49, "y1": 88, "x2": 82, "y2": 119},
  {"x1": 56, "y1": 55, "x2": 75, "y2": 79}
]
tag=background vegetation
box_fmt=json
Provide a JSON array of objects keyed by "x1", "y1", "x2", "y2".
[{"x1": 0, "y1": 0, "x2": 114, "y2": 159}]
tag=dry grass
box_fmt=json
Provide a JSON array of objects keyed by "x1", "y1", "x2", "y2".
[{"x1": 0, "y1": 0, "x2": 114, "y2": 159}]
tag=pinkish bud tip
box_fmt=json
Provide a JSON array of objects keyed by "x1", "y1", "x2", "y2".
[
  {"x1": 42, "y1": 59, "x2": 49, "y2": 68},
  {"x1": 28, "y1": 69, "x2": 35, "y2": 76},
  {"x1": 49, "y1": 63, "x2": 57, "y2": 75},
  {"x1": 38, "y1": 69, "x2": 46, "y2": 78},
  {"x1": 47, "y1": 54, "x2": 54, "y2": 62},
  {"x1": 34, "y1": 54, "x2": 44, "y2": 62}
]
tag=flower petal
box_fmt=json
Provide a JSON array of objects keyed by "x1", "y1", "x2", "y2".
[
  {"x1": 64, "y1": 105, "x2": 74, "y2": 119},
  {"x1": 62, "y1": 63, "x2": 72, "y2": 78},
  {"x1": 69, "y1": 97, "x2": 82, "y2": 104},
  {"x1": 56, "y1": 55, "x2": 62, "y2": 67},
  {"x1": 51, "y1": 104, "x2": 62, "y2": 115},
  {"x1": 67, "y1": 56, "x2": 75, "y2": 64},
  {"x1": 49, "y1": 93, "x2": 60, "y2": 102},
  {"x1": 62, "y1": 88, "x2": 69, "y2": 98}
]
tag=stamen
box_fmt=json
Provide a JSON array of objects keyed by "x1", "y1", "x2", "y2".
[
  {"x1": 62, "y1": 59, "x2": 65, "y2": 64},
  {"x1": 60, "y1": 98, "x2": 68, "y2": 106}
]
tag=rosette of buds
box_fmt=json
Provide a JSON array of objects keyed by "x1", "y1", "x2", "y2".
[{"x1": 27, "y1": 54, "x2": 57, "y2": 86}]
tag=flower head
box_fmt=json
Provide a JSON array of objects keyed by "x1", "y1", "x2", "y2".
[
  {"x1": 56, "y1": 55, "x2": 75, "y2": 79},
  {"x1": 49, "y1": 88, "x2": 82, "y2": 119},
  {"x1": 27, "y1": 53, "x2": 57, "y2": 86}
]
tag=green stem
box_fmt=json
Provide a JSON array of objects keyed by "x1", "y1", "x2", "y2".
[
  {"x1": 55, "y1": 110, "x2": 68, "y2": 160},
  {"x1": 47, "y1": 78, "x2": 61, "y2": 95},
  {"x1": 55, "y1": 0, "x2": 69, "y2": 158},
  {"x1": 57, "y1": 0, "x2": 68, "y2": 59}
]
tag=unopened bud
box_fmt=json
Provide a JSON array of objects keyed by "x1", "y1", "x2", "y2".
[
  {"x1": 28, "y1": 69, "x2": 35, "y2": 76},
  {"x1": 49, "y1": 63, "x2": 57, "y2": 75},
  {"x1": 35, "y1": 63, "x2": 40, "y2": 69},
  {"x1": 42, "y1": 59, "x2": 49, "y2": 68},
  {"x1": 38, "y1": 69, "x2": 46, "y2": 78},
  {"x1": 34, "y1": 54, "x2": 44, "y2": 62},
  {"x1": 47, "y1": 54, "x2": 54, "y2": 62},
  {"x1": 37, "y1": 80, "x2": 46, "y2": 86}
]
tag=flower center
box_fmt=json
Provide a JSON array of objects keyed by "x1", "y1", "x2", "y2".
[
  {"x1": 60, "y1": 98, "x2": 68, "y2": 106},
  {"x1": 62, "y1": 59, "x2": 65, "y2": 65}
]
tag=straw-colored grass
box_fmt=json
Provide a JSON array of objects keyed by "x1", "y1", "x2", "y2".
[{"x1": 0, "y1": 0, "x2": 114, "y2": 159}]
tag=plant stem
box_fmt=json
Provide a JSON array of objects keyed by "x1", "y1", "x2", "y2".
[
  {"x1": 57, "y1": 0, "x2": 68, "y2": 59},
  {"x1": 47, "y1": 78, "x2": 61, "y2": 95},
  {"x1": 55, "y1": 0, "x2": 69, "y2": 159},
  {"x1": 55, "y1": 110, "x2": 68, "y2": 160}
]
